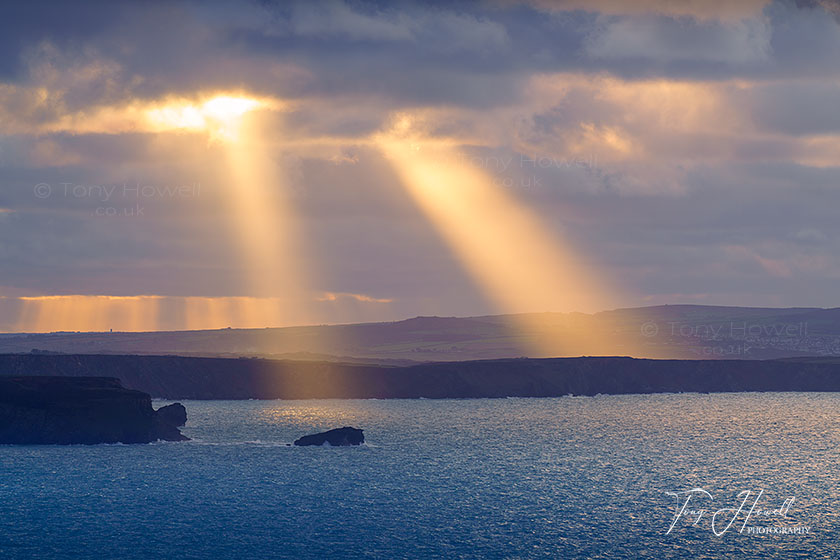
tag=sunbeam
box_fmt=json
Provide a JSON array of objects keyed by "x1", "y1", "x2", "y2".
[
  {"x1": 376, "y1": 115, "x2": 636, "y2": 357},
  {"x1": 147, "y1": 94, "x2": 313, "y2": 325},
  {"x1": 14, "y1": 295, "x2": 162, "y2": 333}
]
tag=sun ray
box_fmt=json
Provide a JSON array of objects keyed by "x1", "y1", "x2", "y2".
[
  {"x1": 376, "y1": 116, "x2": 638, "y2": 357},
  {"x1": 146, "y1": 94, "x2": 315, "y2": 326},
  {"x1": 14, "y1": 296, "x2": 162, "y2": 333}
]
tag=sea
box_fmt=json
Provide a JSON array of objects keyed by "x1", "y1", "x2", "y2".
[{"x1": 1, "y1": 393, "x2": 838, "y2": 559}]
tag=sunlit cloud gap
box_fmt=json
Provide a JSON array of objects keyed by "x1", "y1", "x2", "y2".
[
  {"x1": 15, "y1": 295, "x2": 163, "y2": 333},
  {"x1": 8, "y1": 294, "x2": 393, "y2": 333},
  {"x1": 376, "y1": 120, "x2": 636, "y2": 357},
  {"x1": 145, "y1": 95, "x2": 265, "y2": 142},
  {"x1": 182, "y1": 296, "x2": 284, "y2": 331}
]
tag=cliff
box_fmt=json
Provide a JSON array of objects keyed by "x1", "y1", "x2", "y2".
[
  {"x1": 0, "y1": 376, "x2": 188, "y2": 444},
  {"x1": 3, "y1": 354, "x2": 840, "y2": 400}
]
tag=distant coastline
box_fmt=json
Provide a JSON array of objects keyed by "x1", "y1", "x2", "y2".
[
  {"x1": 3, "y1": 353, "x2": 840, "y2": 400},
  {"x1": 3, "y1": 305, "x2": 839, "y2": 363}
]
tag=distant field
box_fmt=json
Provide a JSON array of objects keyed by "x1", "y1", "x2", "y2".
[{"x1": 1, "y1": 305, "x2": 839, "y2": 363}]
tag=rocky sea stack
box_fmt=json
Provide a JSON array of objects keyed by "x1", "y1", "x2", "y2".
[
  {"x1": 156, "y1": 402, "x2": 188, "y2": 427},
  {"x1": 294, "y1": 426, "x2": 364, "y2": 446},
  {"x1": 0, "y1": 376, "x2": 189, "y2": 444}
]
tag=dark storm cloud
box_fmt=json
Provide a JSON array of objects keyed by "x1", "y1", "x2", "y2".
[
  {"x1": 0, "y1": 0, "x2": 836, "y2": 124},
  {"x1": 0, "y1": 0, "x2": 835, "y2": 110}
]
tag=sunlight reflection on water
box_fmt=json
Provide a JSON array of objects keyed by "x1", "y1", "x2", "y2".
[{"x1": 1, "y1": 393, "x2": 838, "y2": 559}]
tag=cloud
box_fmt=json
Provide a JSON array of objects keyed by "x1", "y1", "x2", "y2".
[
  {"x1": 796, "y1": 0, "x2": 840, "y2": 21},
  {"x1": 290, "y1": 1, "x2": 414, "y2": 41},
  {"x1": 286, "y1": 1, "x2": 510, "y2": 51},
  {"x1": 0, "y1": 293, "x2": 399, "y2": 332},
  {"x1": 2, "y1": 0, "x2": 838, "y2": 116},
  {"x1": 791, "y1": 227, "x2": 828, "y2": 243},
  {"x1": 317, "y1": 292, "x2": 393, "y2": 304},
  {"x1": 737, "y1": 81, "x2": 840, "y2": 135},
  {"x1": 584, "y1": 16, "x2": 772, "y2": 64},
  {"x1": 2, "y1": 0, "x2": 840, "y2": 320},
  {"x1": 0, "y1": 81, "x2": 284, "y2": 137},
  {"x1": 521, "y1": 0, "x2": 769, "y2": 20}
]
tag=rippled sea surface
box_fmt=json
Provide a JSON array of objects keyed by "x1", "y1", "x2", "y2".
[{"x1": 1, "y1": 393, "x2": 839, "y2": 559}]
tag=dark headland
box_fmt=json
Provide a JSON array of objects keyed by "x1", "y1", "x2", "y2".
[
  {"x1": 2, "y1": 354, "x2": 840, "y2": 400},
  {"x1": 0, "y1": 376, "x2": 188, "y2": 444}
]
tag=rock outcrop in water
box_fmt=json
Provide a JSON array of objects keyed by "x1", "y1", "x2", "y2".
[
  {"x1": 0, "y1": 376, "x2": 189, "y2": 444},
  {"x1": 156, "y1": 402, "x2": 187, "y2": 427},
  {"x1": 294, "y1": 426, "x2": 364, "y2": 446}
]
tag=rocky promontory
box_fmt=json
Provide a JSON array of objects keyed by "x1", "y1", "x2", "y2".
[{"x1": 0, "y1": 376, "x2": 188, "y2": 444}]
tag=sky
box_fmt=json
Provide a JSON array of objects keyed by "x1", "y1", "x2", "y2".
[{"x1": 1, "y1": 0, "x2": 839, "y2": 332}]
